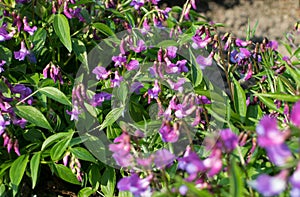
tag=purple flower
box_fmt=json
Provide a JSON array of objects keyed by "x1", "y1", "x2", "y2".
[
  {"x1": 147, "y1": 0, "x2": 160, "y2": 4},
  {"x1": 109, "y1": 132, "x2": 133, "y2": 167},
  {"x1": 11, "y1": 84, "x2": 33, "y2": 105},
  {"x1": 13, "y1": 140, "x2": 20, "y2": 156},
  {"x1": 0, "y1": 23, "x2": 15, "y2": 41},
  {"x1": 291, "y1": 101, "x2": 300, "y2": 127},
  {"x1": 92, "y1": 66, "x2": 111, "y2": 80},
  {"x1": 130, "y1": 40, "x2": 146, "y2": 53},
  {"x1": 23, "y1": 17, "x2": 37, "y2": 35},
  {"x1": 176, "y1": 60, "x2": 188, "y2": 73},
  {"x1": 111, "y1": 71, "x2": 123, "y2": 87},
  {"x1": 203, "y1": 149, "x2": 222, "y2": 177},
  {"x1": 141, "y1": 18, "x2": 150, "y2": 34},
  {"x1": 290, "y1": 162, "x2": 300, "y2": 197},
  {"x1": 178, "y1": 148, "x2": 205, "y2": 181},
  {"x1": 117, "y1": 174, "x2": 152, "y2": 196},
  {"x1": 219, "y1": 129, "x2": 238, "y2": 152},
  {"x1": 249, "y1": 171, "x2": 288, "y2": 197},
  {"x1": 154, "y1": 149, "x2": 175, "y2": 168},
  {"x1": 266, "y1": 40, "x2": 278, "y2": 50},
  {"x1": 0, "y1": 114, "x2": 10, "y2": 136},
  {"x1": 167, "y1": 78, "x2": 186, "y2": 93},
  {"x1": 130, "y1": 82, "x2": 144, "y2": 94},
  {"x1": 126, "y1": 60, "x2": 139, "y2": 71},
  {"x1": 256, "y1": 116, "x2": 286, "y2": 147},
  {"x1": 130, "y1": 0, "x2": 145, "y2": 10},
  {"x1": 43, "y1": 63, "x2": 64, "y2": 84},
  {"x1": 230, "y1": 48, "x2": 251, "y2": 65},
  {"x1": 66, "y1": 103, "x2": 81, "y2": 121},
  {"x1": 112, "y1": 55, "x2": 127, "y2": 67},
  {"x1": 90, "y1": 92, "x2": 111, "y2": 107},
  {"x1": 159, "y1": 121, "x2": 179, "y2": 143},
  {"x1": 196, "y1": 95, "x2": 211, "y2": 104},
  {"x1": 244, "y1": 63, "x2": 253, "y2": 81},
  {"x1": 192, "y1": 26, "x2": 212, "y2": 49},
  {"x1": 196, "y1": 53, "x2": 213, "y2": 70},
  {"x1": 179, "y1": 185, "x2": 188, "y2": 196},
  {"x1": 148, "y1": 80, "x2": 160, "y2": 102},
  {"x1": 14, "y1": 41, "x2": 30, "y2": 61},
  {"x1": 0, "y1": 60, "x2": 6, "y2": 73},
  {"x1": 16, "y1": 0, "x2": 29, "y2": 3},
  {"x1": 235, "y1": 38, "x2": 250, "y2": 47},
  {"x1": 167, "y1": 46, "x2": 177, "y2": 59},
  {"x1": 265, "y1": 144, "x2": 292, "y2": 166}
]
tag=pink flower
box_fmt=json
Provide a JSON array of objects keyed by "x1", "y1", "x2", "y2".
[
  {"x1": 291, "y1": 101, "x2": 300, "y2": 127},
  {"x1": 196, "y1": 52, "x2": 213, "y2": 70}
]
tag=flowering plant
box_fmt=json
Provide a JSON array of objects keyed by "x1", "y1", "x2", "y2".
[{"x1": 1, "y1": 0, "x2": 300, "y2": 196}]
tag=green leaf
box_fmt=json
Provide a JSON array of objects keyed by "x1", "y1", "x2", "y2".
[
  {"x1": 119, "y1": 191, "x2": 133, "y2": 197},
  {"x1": 9, "y1": 155, "x2": 29, "y2": 186},
  {"x1": 30, "y1": 152, "x2": 41, "y2": 189},
  {"x1": 78, "y1": 187, "x2": 95, "y2": 197},
  {"x1": 72, "y1": 38, "x2": 88, "y2": 65},
  {"x1": 15, "y1": 105, "x2": 53, "y2": 131},
  {"x1": 156, "y1": 40, "x2": 178, "y2": 48},
  {"x1": 42, "y1": 132, "x2": 73, "y2": 151},
  {"x1": 55, "y1": 164, "x2": 81, "y2": 185},
  {"x1": 70, "y1": 147, "x2": 97, "y2": 163},
  {"x1": 88, "y1": 164, "x2": 101, "y2": 188},
  {"x1": 93, "y1": 22, "x2": 115, "y2": 37},
  {"x1": 101, "y1": 167, "x2": 116, "y2": 197},
  {"x1": 50, "y1": 136, "x2": 72, "y2": 161},
  {"x1": 232, "y1": 78, "x2": 247, "y2": 122},
  {"x1": 39, "y1": 87, "x2": 72, "y2": 106},
  {"x1": 100, "y1": 107, "x2": 124, "y2": 130},
  {"x1": 254, "y1": 93, "x2": 300, "y2": 102},
  {"x1": 256, "y1": 95, "x2": 283, "y2": 113},
  {"x1": 230, "y1": 159, "x2": 244, "y2": 197},
  {"x1": 31, "y1": 28, "x2": 47, "y2": 57},
  {"x1": 53, "y1": 14, "x2": 72, "y2": 52},
  {"x1": 0, "y1": 45, "x2": 12, "y2": 65}
]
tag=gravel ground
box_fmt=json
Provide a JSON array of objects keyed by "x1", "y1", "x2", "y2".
[{"x1": 202, "y1": 0, "x2": 300, "y2": 54}]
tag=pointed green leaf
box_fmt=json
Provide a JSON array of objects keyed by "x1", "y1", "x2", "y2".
[
  {"x1": 53, "y1": 14, "x2": 72, "y2": 52},
  {"x1": 55, "y1": 164, "x2": 81, "y2": 185},
  {"x1": 100, "y1": 107, "x2": 124, "y2": 130},
  {"x1": 39, "y1": 87, "x2": 71, "y2": 106},
  {"x1": 30, "y1": 152, "x2": 41, "y2": 189},
  {"x1": 42, "y1": 132, "x2": 72, "y2": 151},
  {"x1": 70, "y1": 147, "x2": 97, "y2": 163},
  {"x1": 9, "y1": 155, "x2": 29, "y2": 186},
  {"x1": 230, "y1": 159, "x2": 243, "y2": 197},
  {"x1": 93, "y1": 23, "x2": 115, "y2": 37},
  {"x1": 101, "y1": 167, "x2": 116, "y2": 197},
  {"x1": 15, "y1": 105, "x2": 53, "y2": 131},
  {"x1": 72, "y1": 38, "x2": 88, "y2": 65},
  {"x1": 232, "y1": 78, "x2": 247, "y2": 122},
  {"x1": 254, "y1": 93, "x2": 300, "y2": 102},
  {"x1": 50, "y1": 136, "x2": 72, "y2": 161}
]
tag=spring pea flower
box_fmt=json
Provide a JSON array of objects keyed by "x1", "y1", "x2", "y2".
[
  {"x1": 192, "y1": 26, "x2": 212, "y2": 49},
  {"x1": 23, "y1": 17, "x2": 37, "y2": 35},
  {"x1": 90, "y1": 92, "x2": 112, "y2": 107},
  {"x1": 130, "y1": 82, "x2": 144, "y2": 94},
  {"x1": 0, "y1": 23, "x2": 15, "y2": 41},
  {"x1": 167, "y1": 78, "x2": 186, "y2": 93},
  {"x1": 290, "y1": 100, "x2": 300, "y2": 127},
  {"x1": 126, "y1": 60, "x2": 140, "y2": 71},
  {"x1": 111, "y1": 71, "x2": 123, "y2": 87},
  {"x1": 159, "y1": 121, "x2": 179, "y2": 143},
  {"x1": 130, "y1": 40, "x2": 146, "y2": 53},
  {"x1": 66, "y1": 101, "x2": 81, "y2": 121},
  {"x1": 256, "y1": 116, "x2": 286, "y2": 147},
  {"x1": 0, "y1": 114, "x2": 9, "y2": 136},
  {"x1": 130, "y1": 0, "x2": 145, "y2": 10},
  {"x1": 14, "y1": 41, "x2": 30, "y2": 61},
  {"x1": 266, "y1": 40, "x2": 278, "y2": 51},
  {"x1": 290, "y1": 162, "x2": 300, "y2": 197},
  {"x1": 16, "y1": 0, "x2": 29, "y2": 3},
  {"x1": 43, "y1": 63, "x2": 64, "y2": 84},
  {"x1": 92, "y1": 66, "x2": 111, "y2": 80},
  {"x1": 265, "y1": 144, "x2": 292, "y2": 166},
  {"x1": 154, "y1": 149, "x2": 175, "y2": 169},
  {"x1": 249, "y1": 170, "x2": 288, "y2": 197},
  {"x1": 166, "y1": 46, "x2": 177, "y2": 59},
  {"x1": 179, "y1": 185, "x2": 188, "y2": 196},
  {"x1": 148, "y1": 80, "x2": 160, "y2": 103},
  {"x1": 219, "y1": 129, "x2": 238, "y2": 152},
  {"x1": 11, "y1": 84, "x2": 33, "y2": 105},
  {"x1": 196, "y1": 52, "x2": 213, "y2": 70},
  {"x1": 235, "y1": 38, "x2": 250, "y2": 47},
  {"x1": 178, "y1": 148, "x2": 205, "y2": 181},
  {"x1": 203, "y1": 148, "x2": 222, "y2": 177},
  {"x1": 112, "y1": 55, "x2": 127, "y2": 67},
  {"x1": 117, "y1": 173, "x2": 152, "y2": 197},
  {"x1": 109, "y1": 132, "x2": 133, "y2": 167},
  {"x1": 0, "y1": 60, "x2": 6, "y2": 73}
]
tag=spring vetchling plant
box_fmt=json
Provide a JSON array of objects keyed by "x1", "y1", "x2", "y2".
[{"x1": 1, "y1": 0, "x2": 300, "y2": 196}]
